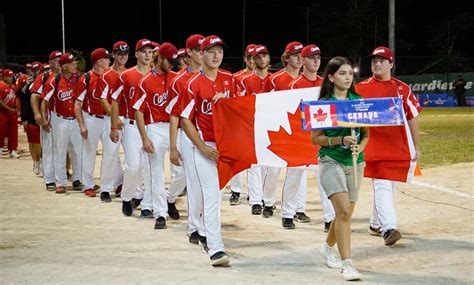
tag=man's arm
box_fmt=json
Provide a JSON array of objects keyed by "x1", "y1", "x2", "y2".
[
  {"x1": 408, "y1": 117, "x2": 421, "y2": 161},
  {"x1": 39, "y1": 100, "x2": 50, "y2": 132},
  {"x1": 169, "y1": 115, "x2": 181, "y2": 166},
  {"x1": 100, "y1": 98, "x2": 112, "y2": 116},
  {"x1": 74, "y1": 100, "x2": 87, "y2": 139},
  {"x1": 181, "y1": 118, "x2": 218, "y2": 161},
  {"x1": 135, "y1": 111, "x2": 154, "y2": 153},
  {"x1": 0, "y1": 101, "x2": 15, "y2": 113}
]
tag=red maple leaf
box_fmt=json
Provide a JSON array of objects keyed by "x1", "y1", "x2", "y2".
[
  {"x1": 313, "y1": 107, "x2": 327, "y2": 122},
  {"x1": 267, "y1": 111, "x2": 319, "y2": 167}
]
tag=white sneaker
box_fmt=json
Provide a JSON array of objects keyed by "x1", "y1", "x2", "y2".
[
  {"x1": 319, "y1": 242, "x2": 342, "y2": 269},
  {"x1": 9, "y1": 150, "x2": 20, "y2": 159},
  {"x1": 33, "y1": 161, "x2": 41, "y2": 175},
  {"x1": 341, "y1": 259, "x2": 361, "y2": 281}
]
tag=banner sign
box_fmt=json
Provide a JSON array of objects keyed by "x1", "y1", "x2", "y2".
[
  {"x1": 417, "y1": 93, "x2": 456, "y2": 107},
  {"x1": 300, "y1": 98, "x2": 405, "y2": 130}
]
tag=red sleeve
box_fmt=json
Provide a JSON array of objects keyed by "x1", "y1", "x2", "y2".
[
  {"x1": 180, "y1": 80, "x2": 196, "y2": 121},
  {"x1": 40, "y1": 74, "x2": 56, "y2": 101},
  {"x1": 72, "y1": 74, "x2": 86, "y2": 101},
  {"x1": 132, "y1": 78, "x2": 147, "y2": 112}
]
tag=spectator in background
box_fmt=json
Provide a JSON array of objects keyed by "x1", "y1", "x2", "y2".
[{"x1": 452, "y1": 74, "x2": 467, "y2": 107}]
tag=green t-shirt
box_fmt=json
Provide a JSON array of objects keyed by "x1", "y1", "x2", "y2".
[{"x1": 318, "y1": 91, "x2": 364, "y2": 166}]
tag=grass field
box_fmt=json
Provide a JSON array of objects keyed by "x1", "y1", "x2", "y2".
[{"x1": 418, "y1": 107, "x2": 474, "y2": 168}]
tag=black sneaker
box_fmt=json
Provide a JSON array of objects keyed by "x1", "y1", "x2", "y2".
[
  {"x1": 72, "y1": 180, "x2": 82, "y2": 191},
  {"x1": 368, "y1": 225, "x2": 382, "y2": 236},
  {"x1": 131, "y1": 198, "x2": 142, "y2": 209},
  {"x1": 199, "y1": 236, "x2": 209, "y2": 253},
  {"x1": 293, "y1": 212, "x2": 311, "y2": 223},
  {"x1": 282, "y1": 218, "x2": 296, "y2": 229},
  {"x1": 229, "y1": 191, "x2": 240, "y2": 205},
  {"x1": 210, "y1": 251, "x2": 229, "y2": 266},
  {"x1": 45, "y1": 183, "x2": 56, "y2": 191},
  {"x1": 251, "y1": 204, "x2": 262, "y2": 215},
  {"x1": 189, "y1": 231, "x2": 200, "y2": 244},
  {"x1": 168, "y1": 202, "x2": 180, "y2": 220},
  {"x1": 324, "y1": 220, "x2": 333, "y2": 233},
  {"x1": 122, "y1": 201, "x2": 133, "y2": 216},
  {"x1": 383, "y1": 229, "x2": 402, "y2": 246},
  {"x1": 154, "y1": 216, "x2": 167, "y2": 229},
  {"x1": 140, "y1": 209, "x2": 154, "y2": 219},
  {"x1": 100, "y1": 192, "x2": 112, "y2": 203},
  {"x1": 262, "y1": 206, "x2": 274, "y2": 218}
]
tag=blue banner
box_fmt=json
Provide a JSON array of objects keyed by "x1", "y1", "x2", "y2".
[
  {"x1": 417, "y1": 93, "x2": 456, "y2": 107},
  {"x1": 300, "y1": 98, "x2": 405, "y2": 130}
]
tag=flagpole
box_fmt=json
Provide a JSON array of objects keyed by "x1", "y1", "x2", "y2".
[{"x1": 351, "y1": 128, "x2": 358, "y2": 188}]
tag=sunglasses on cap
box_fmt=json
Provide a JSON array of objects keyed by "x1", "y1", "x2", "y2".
[{"x1": 114, "y1": 45, "x2": 130, "y2": 53}]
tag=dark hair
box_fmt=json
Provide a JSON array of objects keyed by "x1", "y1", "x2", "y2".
[{"x1": 319, "y1": 56, "x2": 356, "y2": 100}]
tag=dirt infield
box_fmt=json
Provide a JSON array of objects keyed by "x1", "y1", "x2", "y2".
[{"x1": 1, "y1": 131, "x2": 473, "y2": 284}]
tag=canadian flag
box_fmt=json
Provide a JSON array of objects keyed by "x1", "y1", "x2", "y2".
[{"x1": 213, "y1": 87, "x2": 321, "y2": 189}]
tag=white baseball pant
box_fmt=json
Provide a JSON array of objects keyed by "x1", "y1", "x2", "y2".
[
  {"x1": 247, "y1": 166, "x2": 264, "y2": 206},
  {"x1": 100, "y1": 116, "x2": 123, "y2": 193},
  {"x1": 280, "y1": 168, "x2": 306, "y2": 219},
  {"x1": 167, "y1": 130, "x2": 187, "y2": 203},
  {"x1": 180, "y1": 130, "x2": 205, "y2": 236},
  {"x1": 144, "y1": 122, "x2": 170, "y2": 219},
  {"x1": 230, "y1": 171, "x2": 243, "y2": 193},
  {"x1": 50, "y1": 113, "x2": 82, "y2": 187},
  {"x1": 81, "y1": 112, "x2": 104, "y2": 190},
  {"x1": 262, "y1": 166, "x2": 281, "y2": 207},
  {"x1": 194, "y1": 140, "x2": 224, "y2": 256},
  {"x1": 40, "y1": 125, "x2": 55, "y2": 184},
  {"x1": 370, "y1": 179, "x2": 398, "y2": 234}
]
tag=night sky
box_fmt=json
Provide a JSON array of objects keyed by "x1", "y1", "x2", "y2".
[{"x1": 1, "y1": 0, "x2": 473, "y2": 76}]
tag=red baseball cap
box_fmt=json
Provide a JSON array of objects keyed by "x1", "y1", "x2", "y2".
[
  {"x1": 135, "y1": 39, "x2": 154, "y2": 51},
  {"x1": 151, "y1": 42, "x2": 160, "y2": 52},
  {"x1": 186, "y1": 34, "x2": 205, "y2": 50},
  {"x1": 252, "y1": 45, "x2": 269, "y2": 57},
  {"x1": 40, "y1": 63, "x2": 51, "y2": 72},
  {"x1": 25, "y1": 63, "x2": 33, "y2": 70},
  {"x1": 285, "y1": 41, "x2": 304, "y2": 54},
  {"x1": 200, "y1": 35, "x2": 225, "y2": 51},
  {"x1": 301, "y1": 44, "x2": 321, "y2": 57},
  {"x1": 177, "y1": 48, "x2": 186, "y2": 57},
  {"x1": 17, "y1": 74, "x2": 28, "y2": 86},
  {"x1": 48, "y1": 50, "x2": 63, "y2": 60},
  {"x1": 159, "y1": 42, "x2": 179, "y2": 67},
  {"x1": 245, "y1": 44, "x2": 257, "y2": 56},
  {"x1": 371, "y1": 46, "x2": 393, "y2": 63},
  {"x1": 2, "y1": 69, "x2": 13, "y2": 78},
  {"x1": 59, "y1": 53, "x2": 75, "y2": 65},
  {"x1": 113, "y1": 41, "x2": 130, "y2": 53},
  {"x1": 91, "y1": 48, "x2": 110, "y2": 63},
  {"x1": 32, "y1": 61, "x2": 42, "y2": 70}
]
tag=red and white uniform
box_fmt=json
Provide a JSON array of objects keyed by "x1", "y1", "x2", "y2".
[
  {"x1": 41, "y1": 73, "x2": 82, "y2": 187},
  {"x1": 111, "y1": 67, "x2": 148, "y2": 204},
  {"x1": 30, "y1": 71, "x2": 55, "y2": 185},
  {"x1": 260, "y1": 69, "x2": 295, "y2": 93},
  {"x1": 356, "y1": 76, "x2": 422, "y2": 234},
  {"x1": 238, "y1": 72, "x2": 272, "y2": 97},
  {"x1": 288, "y1": 73, "x2": 323, "y2": 89},
  {"x1": 166, "y1": 68, "x2": 203, "y2": 236},
  {"x1": 180, "y1": 68, "x2": 236, "y2": 256},
  {"x1": 233, "y1": 69, "x2": 251, "y2": 86},
  {"x1": 0, "y1": 82, "x2": 18, "y2": 152},
  {"x1": 96, "y1": 68, "x2": 125, "y2": 195},
  {"x1": 133, "y1": 69, "x2": 177, "y2": 219}
]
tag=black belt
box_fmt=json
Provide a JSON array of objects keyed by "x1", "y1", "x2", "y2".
[
  {"x1": 56, "y1": 113, "x2": 75, "y2": 120},
  {"x1": 88, "y1": 112, "x2": 104, "y2": 119},
  {"x1": 127, "y1": 118, "x2": 135, "y2": 125}
]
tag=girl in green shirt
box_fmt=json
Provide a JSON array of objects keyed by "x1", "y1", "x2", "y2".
[{"x1": 311, "y1": 57, "x2": 369, "y2": 281}]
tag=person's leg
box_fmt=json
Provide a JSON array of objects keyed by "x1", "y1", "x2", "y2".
[
  {"x1": 247, "y1": 166, "x2": 263, "y2": 206},
  {"x1": 100, "y1": 116, "x2": 122, "y2": 193},
  {"x1": 372, "y1": 179, "x2": 397, "y2": 233},
  {"x1": 81, "y1": 114, "x2": 103, "y2": 191},
  {"x1": 70, "y1": 120, "x2": 84, "y2": 184},
  {"x1": 121, "y1": 121, "x2": 144, "y2": 203},
  {"x1": 262, "y1": 166, "x2": 281, "y2": 207},
  {"x1": 7, "y1": 113, "x2": 18, "y2": 152}
]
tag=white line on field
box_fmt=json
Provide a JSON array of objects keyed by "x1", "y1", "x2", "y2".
[{"x1": 412, "y1": 180, "x2": 474, "y2": 199}]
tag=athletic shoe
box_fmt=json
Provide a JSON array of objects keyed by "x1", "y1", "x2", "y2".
[
  {"x1": 55, "y1": 186, "x2": 66, "y2": 194},
  {"x1": 383, "y1": 229, "x2": 402, "y2": 246},
  {"x1": 324, "y1": 220, "x2": 333, "y2": 233},
  {"x1": 72, "y1": 180, "x2": 83, "y2": 191},
  {"x1": 45, "y1": 183, "x2": 56, "y2": 191},
  {"x1": 368, "y1": 225, "x2": 382, "y2": 236},
  {"x1": 154, "y1": 216, "x2": 167, "y2": 229},
  {"x1": 100, "y1": 192, "x2": 112, "y2": 203},
  {"x1": 84, "y1": 189, "x2": 96, "y2": 197},
  {"x1": 293, "y1": 212, "x2": 311, "y2": 223},
  {"x1": 189, "y1": 231, "x2": 200, "y2": 244},
  {"x1": 229, "y1": 191, "x2": 240, "y2": 206},
  {"x1": 199, "y1": 236, "x2": 209, "y2": 253},
  {"x1": 122, "y1": 201, "x2": 133, "y2": 216},
  {"x1": 341, "y1": 259, "x2": 361, "y2": 281},
  {"x1": 33, "y1": 161, "x2": 41, "y2": 175},
  {"x1": 262, "y1": 206, "x2": 274, "y2": 218},
  {"x1": 114, "y1": 185, "x2": 122, "y2": 198},
  {"x1": 140, "y1": 209, "x2": 154, "y2": 219},
  {"x1": 319, "y1": 242, "x2": 342, "y2": 269},
  {"x1": 282, "y1": 218, "x2": 296, "y2": 229},
  {"x1": 251, "y1": 204, "x2": 262, "y2": 215},
  {"x1": 167, "y1": 202, "x2": 180, "y2": 220},
  {"x1": 9, "y1": 150, "x2": 19, "y2": 159},
  {"x1": 131, "y1": 198, "x2": 142, "y2": 209},
  {"x1": 210, "y1": 251, "x2": 229, "y2": 267}
]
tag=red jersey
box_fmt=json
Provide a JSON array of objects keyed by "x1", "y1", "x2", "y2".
[
  {"x1": 261, "y1": 69, "x2": 297, "y2": 92},
  {"x1": 166, "y1": 68, "x2": 195, "y2": 118},
  {"x1": 238, "y1": 72, "x2": 272, "y2": 96},
  {"x1": 30, "y1": 71, "x2": 51, "y2": 95},
  {"x1": 233, "y1": 69, "x2": 252, "y2": 84},
  {"x1": 72, "y1": 70, "x2": 105, "y2": 116},
  {"x1": 355, "y1": 76, "x2": 422, "y2": 167},
  {"x1": 132, "y1": 69, "x2": 176, "y2": 125},
  {"x1": 97, "y1": 68, "x2": 121, "y2": 106},
  {"x1": 181, "y1": 69, "x2": 236, "y2": 142},
  {"x1": 289, "y1": 73, "x2": 323, "y2": 90},
  {"x1": 41, "y1": 73, "x2": 79, "y2": 118},
  {"x1": 0, "y1": 82, "x2": 17, "y2": 110},
  {"x1": 111, "y1": 67, "x2": 146, "y2": 119}
]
